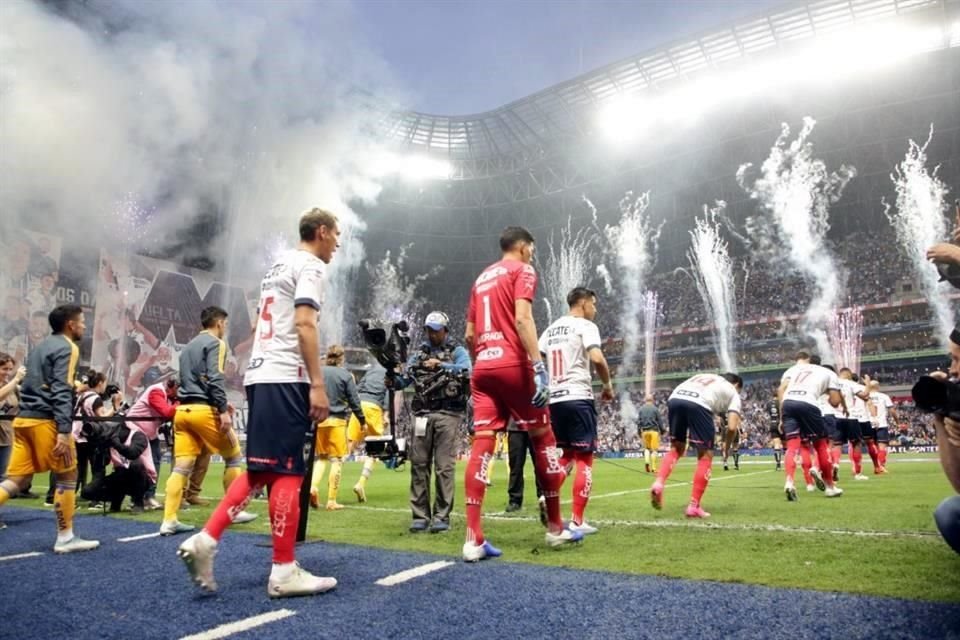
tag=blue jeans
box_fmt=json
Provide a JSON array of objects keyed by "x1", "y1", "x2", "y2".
[{"x1": 934, "y1": 495, "x2": 960, "y2": 555}]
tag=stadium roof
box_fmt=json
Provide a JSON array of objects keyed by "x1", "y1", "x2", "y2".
[{"x1": 377, "y1": 0, "x2": 954, "y2": 167}]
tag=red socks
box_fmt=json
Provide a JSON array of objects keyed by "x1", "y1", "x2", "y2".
[
  {"x1": 530, "y1": 429, "x2": 566, "y2": 532},
  {"x1": 813, "y1": 438, "x2": 835, "y2": 488},
  {"x1": 690, "y1": 455, "x2": 712, "y2": 507},
  {"x1": 656, "y1": 448, "x2": 681, "y2": 484},
  {"x1": 571, "y1": 451, "x2": 593, "y2": 525},
  {"x1": 464, "y1": 435, "x2": 496, "y2": 544},
  {"x1": 205, "y1": 471, "x2": 258, "y2": 541},
  {"x1": 831, "y1": 445, "x2": 842, "y2": 467},
  {"x1": 866, "y1": 440, "x2": 880, "y2": 469},
  {"x1": 800, "y1": 445, "x2": 813, "y2": 485},
  {"x1": 879, "y1": 447, "x2": 888, "y2": 467},
  {"x1": 203, "y1": 471, "x2": 303, "y2": 564},
  {"x1": 267, "y1": 474, "x2": 303, "y2": 564},
  {"x1": 784, "y1": 438, "x2": 800, "y2": 484},
  {"x1": 850, "y1": 442, "x2": 863, "y2": 475}
]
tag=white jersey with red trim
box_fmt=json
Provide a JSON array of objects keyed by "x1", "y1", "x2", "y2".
[
  {"x1": 870, "y1": 391, "x2": 894, "y2": 428},
  {"x1": 244, "y1": 250, "x2": 325, "y2": 385},
  {"x1": 538, "y1": 315, "x2": 602, "y2": 404},
  {"x1": 669, "y1": 374, "x2": 742, "y2": 415},
  {"x1": 838, "y1": 379, "x2": 867, "y2": 421},
  {"x1": 780, "y1": 363, "x2": 840, "y2": 409}
]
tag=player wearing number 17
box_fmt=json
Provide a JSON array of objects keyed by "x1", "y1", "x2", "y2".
[
  {"x1": 462, "y1": 226, "x2": 582, "y2": 562},
  {"x1": 650, "y1": 372, "x2": 743, "y2": 518},
  {"x1": 176, "y1": 208, "x2": 340, "y2": 598}
]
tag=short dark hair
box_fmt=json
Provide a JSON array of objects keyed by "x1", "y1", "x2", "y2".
[
  {"x1": 0, "y1": 352, "x2": 13, "y2": 368},
  {"x1": 300, "y1": 208, "x2": 338, "y2": 242},
  {"x1": 809, "y1": 355, "x2": 822, "y2": 365},
  {"x1": 822, "y1": 364, "x2": 836, "y2": 373},
  {"x1": 499, "y1": 226, "x2": 535, "y2": 252},
  {"x1": 795, "y1": 351, "x2": 810, "y2": 361},
  {"x1": 201, "y1": 306, "x2": 229, "y2": 329},
  {"x1": 567, "y1": 287, "x2": 596, "y2": 308},
  {"x1": 49, "y1": 305, "x2": 83, "y2": 334},
  {"x1": 721, "y1": 372, "x2": 743, "y2": 388}
]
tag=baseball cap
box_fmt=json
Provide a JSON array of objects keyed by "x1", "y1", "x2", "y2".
[{"x1": 424, "y1": 311, "x2": 449, "y2": 331}]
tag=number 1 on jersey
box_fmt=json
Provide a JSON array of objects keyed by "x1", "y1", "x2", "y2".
[
  {"x1": 482, "y1": 294, "x2": 492, "y2": 332},
  {"x1": 550, "y1": 349, "x2": 564, "y2": 381}
]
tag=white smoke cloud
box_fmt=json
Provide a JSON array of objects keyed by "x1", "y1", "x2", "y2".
[{"x1": 0, "y1": 0, "x2": 403, "y2": 343}]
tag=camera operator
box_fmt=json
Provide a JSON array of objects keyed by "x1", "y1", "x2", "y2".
[
  {"x1": 79, "y1": 414, "x2": 156, "y2": 513},
  {"x1": 66, "y1": 371, "x2": 122, "y2": 509},
  {"x1": 125, "y1": 376, "x2": 179, "y2": 510},
  {"x1": 394, "y1": 311, "x2": 471, "y2": 533}
]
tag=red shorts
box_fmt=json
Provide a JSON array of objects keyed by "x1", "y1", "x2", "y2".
[{"x1": 471, "y1": 365, "x2": 550, "y2": 432}]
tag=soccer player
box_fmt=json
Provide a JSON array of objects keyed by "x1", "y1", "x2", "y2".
[
  {"x1": 636, "y1": 395, "x2": 663, "y2": 473},
  {"x1": 462, "y1": 226, "x2": 581, "y2": 561},
  {"x1": 720, "y1": 413, "x2": 742, "y2": 472},
  {"x1": 778, "y1": 354, "x2": 844, "y2": 501},
  {"x1": 347, "y1": 363, "x2": 387, "y2": 503},
  {"x1": 0, "y1": 305, "x2": 99, "y2": 552},
  {"x1": 175, "y1": 208, "x2": 340, "y2": 597},
  {"x1": 766, "y1": 389, "x2": 783, "y2": 470},
  {"x1": 159, "y1": 306, "x2": 255, "y2": 535},
  {"x1": 651, "y1": 372, "x2": 743, "y2": 518},
  {"x1": 310, "y1": 344, "x2": 364, "y2": 510},
  {"x1": 819, "y1": 364, "x2": 842, "y2": 482},
  {"x1": 837, "y1": 368, "x2": 873, "y2": 481},
  {"x1": 539, "y1": 287, "x2": 614, "y2": 535},
  {"x1": 868, "y1": 379, "x2": 896, "y2": 473}
]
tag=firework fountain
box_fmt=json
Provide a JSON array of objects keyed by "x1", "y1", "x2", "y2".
[
  {"x1": 641, "y1": 290, "x2": 661, "y2": 397},
  {"x1": 737, "y1": 117, "x2": 854, "y2": 360},
  {"x1": 366, "y1": 245, "x2": 443, "y2": 341},
  {"x1": 827, "y1": 307, "x2": 864, "y2": 374},
  {"x1": 542, "y1": 214, "x2": 601, "y2": 322},
  {"x1": 687, "y1": 201, "x2": 738, "y2": 372},
  {"x1": 884, "y1": 126, "x2": 954, "y2": 347}
]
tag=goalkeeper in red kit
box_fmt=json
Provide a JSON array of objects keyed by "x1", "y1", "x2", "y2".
[{"x1": 461, "y1": 226, "x2": 583, "y2": 562}]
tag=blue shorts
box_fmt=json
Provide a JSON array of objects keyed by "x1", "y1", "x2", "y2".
[
  {"x1": 244, "y1": 383, "x2": 312, "y2": 475},
  {"x1": 834, "y1": 419, "x2": 862, "y2": 444},
  {"x1": 875, "y1": 427, "x2": 890, "y2": 444},
  {"x1": 823, "y1": 415, "x2": 839, "y2": 442},
  {"x1": 782, "y1": 400, "x2": 827, "y2": 441},
  {"x1": 667, "y1": 399, "x2": 716, "y2": 451},
  {"x1": 860, "y1": 421, "x2": 875, "y2": 440},
  {"x1": 549, "y1": 399, "x2": 598, "y2": 452}
]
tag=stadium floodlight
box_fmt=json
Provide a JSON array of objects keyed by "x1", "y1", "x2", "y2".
[
  {"x1": 597, "y1": 95, "x2": 651, "y2": 142},
  {"x1": 401, "y1": 154, "x2": 453, "y2": 181}
]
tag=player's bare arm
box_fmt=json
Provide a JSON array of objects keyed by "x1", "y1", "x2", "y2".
[
  {"x1": 464, "y1": 320, "x2": 476, "y2": 363},
  {"x1": 513, "y1": 298, "x2": 542, "y2": 363},
  {"x1": 294, "y1": 304, "x2": 329, "y2": 422},
  {"x1": 588, "y1": 346, "x2": 614, "y2": 402}
]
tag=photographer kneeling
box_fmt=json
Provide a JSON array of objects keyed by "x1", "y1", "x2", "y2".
[
  {"x1": 80, "y1": 416, "x2": 156, "y2": 513},
  {"x1": 394, "y1": 312, "x2": 471, "y2": 533}
]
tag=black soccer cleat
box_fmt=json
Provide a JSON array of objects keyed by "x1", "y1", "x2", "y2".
[{"x1": 785, "y1": 486, "x2": 798, "y2": 502}]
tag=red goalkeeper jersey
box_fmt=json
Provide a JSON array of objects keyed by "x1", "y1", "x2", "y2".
[{"x1": 466, "y1": 259, "x2": 537, "y2": 370}]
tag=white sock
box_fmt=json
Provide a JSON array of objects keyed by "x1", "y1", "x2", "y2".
[
  {"x1": 271, "y1": 561, "x2": 296, "y2": 581},
  {"x1": 198, "y1": 530, "x2": 217, "y2": 547},
  {"x1": 56, "y1": 528, "x2": 74, "y2": 544}
]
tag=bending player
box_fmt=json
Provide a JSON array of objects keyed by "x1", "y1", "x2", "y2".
[
  {"x1": 539, "y1": 286, "x2": 614, "y2": 536},
  {"x1": 651, "y1": 372, "x2": 743, "y2": 518},
  {"x1": 778, "y1": 353, "x2": 844, "y2": 501},
  {"x1": 347, "y1": 363, "x2": 387, "y2": 502},
  {"x1": 462, "y1": 226, "x2": 581, "y2": 562},
  {"x1": 176, "y1": 208, "x2": 340, "y2": 597},
  {"x1": 636, "y1": 395, "x2": 663, "y2": 473}
]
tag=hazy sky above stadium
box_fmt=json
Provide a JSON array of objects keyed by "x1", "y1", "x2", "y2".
[{"x1": 357, "y1": 0, "x2": 789, "y2": 114}]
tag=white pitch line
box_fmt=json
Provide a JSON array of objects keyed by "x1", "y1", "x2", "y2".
[
  {"x1": 578, "y1": 468, "x2": 775, "y2": 503},
  {"x1": 0, "y1": 551, "x2": 44, "y2": 562},
  {"x1": 178, "y1": 609, "x2": 296, "y2": 640},
  {"x1": 375, "y1": 560, "x2": 455, "y2": 586},
  {"x1": 118, "y1": 532, "x2": 163, "y2": 543}
]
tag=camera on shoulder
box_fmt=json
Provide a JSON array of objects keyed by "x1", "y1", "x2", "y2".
[{"x1": 912, "y1": 375, "x2": 960, "y2": 421}]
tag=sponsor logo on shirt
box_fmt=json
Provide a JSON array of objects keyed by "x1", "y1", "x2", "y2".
[
  {"x1": 479, "y1": 331, "x2": 504, "y2": 342},
  {"x1": 477, "y1": 347, "x2": 504, "y2": 361}
]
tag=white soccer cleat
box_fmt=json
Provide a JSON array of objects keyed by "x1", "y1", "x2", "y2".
[
  {"x1": 854, "y1": 474, "x2": 869, "y2": 481},
  {"x1": 177, "y1": 532, "x2": 218, "y2": 592},
  {"x1": 545, "y1": 527, "x2": 585, "y2": 548},
  {"x1": 825, "y1": 486, "x2": 844, "y2": 498},
  {"x1": 53, "y1": 536, "x2": 100, "y2": 554},
  {"x1": 268, "y1": 563, "x2": 337, "y2": 598},
  {"x1": 806, "y1": 484, "x2": 816, "y2": 492},
  {"x1": 232, "y1": 511, "x2": 258, "y2": 525},
  {"x1": 569, "y1": 521, "x2": 598, "y2": 536},
  {"x1": 810, "y1": 467, "x2": 827, "y2": 492},
  {"x1": 462, "y1": 539, "x2": 502, "y2": 562},
  {"x1": 160, "y1": 520, "x2": 196, "y2": 536}
]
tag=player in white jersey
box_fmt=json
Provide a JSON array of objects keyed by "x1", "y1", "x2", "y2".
[
  {"x1": 538, "y1": 287, "x2": 614, "y2": 535},
  {"x1": 778, "y1": 353, "x2": 844, "y2": 501},
  {"x1": 651, "y1": 372, "x2": 743, "y2": 518},
  {"x1": 819, "y1": 364, "x2": 845, "y2": 482},
  {"x1": 176, "y1": 208, "x2": 340, "y2": 599},
  {"x1": 868, "y1": 380, "x2": 897, "y2": 473},
  {"x1": 837, "y1": 369, "x2": 874, "y2": 480}
]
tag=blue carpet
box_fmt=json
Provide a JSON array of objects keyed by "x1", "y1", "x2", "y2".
[{"x1": 0, "y1": 507, "x2": 957, "y2": 640}]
